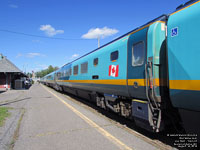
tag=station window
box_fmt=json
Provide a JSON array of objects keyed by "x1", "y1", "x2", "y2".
[
  {"x1": 73, "y1": 65, "x2": 78, "y2": 75},
  {"x1": 110, "y1": 51, "x2": 118, "y2": 61},
  {"x1": 132, "y1": 41, "x2": 145, "y2": 66},
  {"x1": 81, "y1": 62, "x2": 88, "y2": 74},
  {"x1": 93, "y1": 58, "x2": 98, "y2": 66}
]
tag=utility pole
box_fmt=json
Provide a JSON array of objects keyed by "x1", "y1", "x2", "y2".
[{"x1": 98, "y1": 36, "x2": 100, "y2": 48}]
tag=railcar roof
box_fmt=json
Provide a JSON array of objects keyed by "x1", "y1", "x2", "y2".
[
  {"x1": 170, "y1": 0, "x2": 200, "y2": 16},
  {"x1": 175, "y1": 0, "x2": 199, "y2": 11}
]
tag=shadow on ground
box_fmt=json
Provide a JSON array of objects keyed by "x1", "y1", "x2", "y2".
[
  {"x1": 0, "y1": 91, "x2": 6, "y2": 94},
  {"x1": 0, "y1": 97, "x2": 31, "y2": 106}
]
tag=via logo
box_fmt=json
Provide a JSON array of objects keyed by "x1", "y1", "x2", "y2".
[{"x1": 171, "y1": 27, "x2": 178, "y2": 37}]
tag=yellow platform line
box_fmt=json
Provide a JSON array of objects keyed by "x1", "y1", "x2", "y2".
[{"x1": 42, "y1": 85, "x2": 133, "y2": 150}]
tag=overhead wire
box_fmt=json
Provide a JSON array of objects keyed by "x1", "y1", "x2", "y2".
[{"x1": 0, "y1": 29, "x2": 91, "y2": 41}]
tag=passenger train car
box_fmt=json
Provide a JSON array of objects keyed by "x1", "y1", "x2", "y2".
[{"x1": 41, "y1": 0, "x2": 200, "y2": 135}]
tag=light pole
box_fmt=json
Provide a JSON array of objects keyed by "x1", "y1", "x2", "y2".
[{"x1": 98, "y1": 36, "x2": 100, "y2": 48}]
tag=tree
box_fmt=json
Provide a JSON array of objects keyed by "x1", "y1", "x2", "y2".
[
  {"x1": 26, "y1": 72, "x2": 33, "y2": 78},
  {"x1": 36, "y1": 65, "x2": 59, "y2": 78}
]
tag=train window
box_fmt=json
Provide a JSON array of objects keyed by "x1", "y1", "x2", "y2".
[
  {"x1": 81, "y1": 62, "x2": 88, "y2": 74},
  {"x1": 110, "y1": 51, "x2": 118, "y2": 61},
  {"x1": 61, "y1": 71, "x2": 64, "y2": 77},
  {"x1": 57, "y1": 72, "x2": 61, "y2": 78},
  {"x1": 93, "y1": 58, "x2": 98, "y2": 66},
  {"x1": 67, "y1": 69, "x2": 69, "y2": 76},
  {"x1": 73, "y1": 65, "x2": 78, "y2": 75},
  {"x1": 132, "y1": 42, "x2": 145, "y2": 66},
  {"x1": 69, "y1": 68, "x2": 72, "y2": 75},
  {"x1": 65, "y1": 69, "x2": 69, "y2": 76}
]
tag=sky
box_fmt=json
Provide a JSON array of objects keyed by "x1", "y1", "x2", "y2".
[{"x1": 0, "y1": 0, "x2": 189, "y2": 73}]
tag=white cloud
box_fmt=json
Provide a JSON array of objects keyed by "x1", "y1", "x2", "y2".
[
  {"x1": 70, "y1": 54, "x2": 79, "y2": 60},
  {"x1": 9, "y1": 4, "x2": 18, "y2": 8},
  {"x1": 26, "y1": 53, "x2": 45, "y2": 58},
  {"x1": 16, "y1": 53, "x2": 45, "y2": 58},
  {"x1": 82, "y1": 27, "x2": 119, "y2": 39},
  {"x1": 39, "y1": 25, "x2": 64, "y2": 37},
  {"x1": 16, "y1": 53, "x2": 23, "y2": 58}
]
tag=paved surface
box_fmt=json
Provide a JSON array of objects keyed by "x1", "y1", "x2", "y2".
[
  {"x1": 0, "y1": 89, "x2": 28, "y2": 150},
  {"x1": 0, "y1": 84, "x2": 175, "y2": 150}
]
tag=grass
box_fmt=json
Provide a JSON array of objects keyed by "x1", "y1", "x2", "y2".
[{"x1": 0, "y1": 106, "x2": 11, "y2": 127}]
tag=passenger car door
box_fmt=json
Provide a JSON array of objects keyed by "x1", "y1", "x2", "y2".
[{"x1": 127, "y1": 27, "x2": 148, "y2": 99}]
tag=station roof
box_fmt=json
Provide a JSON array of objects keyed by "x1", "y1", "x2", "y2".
[{"x1": 0, "y1": 54, "x2": 21, "y2": 73}]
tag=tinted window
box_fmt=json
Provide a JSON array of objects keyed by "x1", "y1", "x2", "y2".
[
  {"x1": 132, "y1": 42, "x2": 145, "y2": 66},
  {"x1": 73, "y1": 65, "x2": 78, "y2": 75},
  {"x1": 81, "y1": 62, "x2": 88, "y2": 74},
  {"x1": 69, "y1": 68, "x2": 72, "y2": 75},
  {"x1": 110, "y1": 51, "x2": 118, "y2": 61},
  {"x1": 64, "y1": 70, "x2": 67, "y2": 76},
  {"x1": 57, "y1": 72, "x2": 61, "y2": 78},
  {"x1": 93, "y1": 58, "x2": 98, "y2": 66},
  {"x1": 61, "y1": 71, "x2": 64, "y2": 77},
  {"x1": 65, "y1": 68, "x2": 70, "y2": 76}
]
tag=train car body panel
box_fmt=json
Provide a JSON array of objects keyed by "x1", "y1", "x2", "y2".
[
  {"x1": 45, "y1": 72, "x2": 55, "y2": 87},
  {"x1": 147, "y1": 21, "x2": 167, "y2": 102},
  {"x1": 130, "y1": 20, "x2": 167, "y2": 131},
  {"x1": 127, "y1": 27, "x2": 148, "y2": 99},
  {"x1": 56, "y1": 36, "x2": 130, "y2": 97},
  {"x1": 167, "y1": 1, "x2": 200, "y2": 112}
]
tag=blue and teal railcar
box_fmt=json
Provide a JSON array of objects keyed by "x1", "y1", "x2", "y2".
[
  {"x1": 43, "y1": 72, "x2": 56, "y2": 88},
  {"x1": 41, "y1": 0, "x2": 200, "y2": 135},
  {"x1": 167, "y1": 0, "x2": 200, "y2": 134}
]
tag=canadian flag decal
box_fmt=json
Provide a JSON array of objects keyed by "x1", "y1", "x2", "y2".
[{"x1": 109, "y1": 65, "x2": 119, "y2": 77}]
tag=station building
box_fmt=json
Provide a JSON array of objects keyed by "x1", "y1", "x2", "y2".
[{"x1": 0, "y1": 54, "x2": 26, "y2": 90}]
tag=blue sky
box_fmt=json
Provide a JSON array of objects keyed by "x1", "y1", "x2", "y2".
[{"x1": 0, "y1": 0, "x2": 189, "y2": 73}]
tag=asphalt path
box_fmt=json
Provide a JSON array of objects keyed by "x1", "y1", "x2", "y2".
[
  {"x1": 0, "y1": 89, "x2": 28, "y2": 150},
  {"x1": 6, "y1": 83, "x2": 175, "y2": 150}
]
